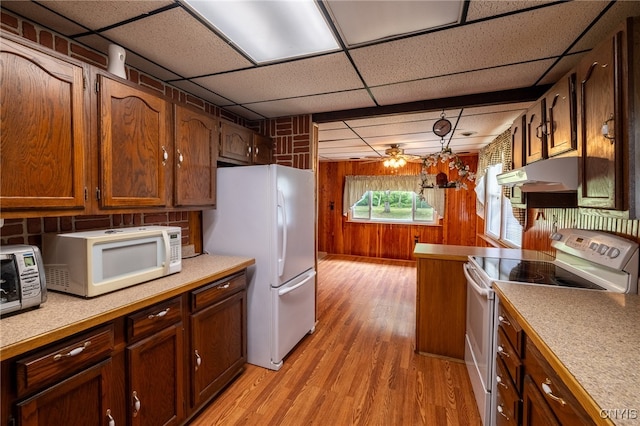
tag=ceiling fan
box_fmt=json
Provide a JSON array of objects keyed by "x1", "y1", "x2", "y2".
[{"x1": 370, "y1": 144, "x2": 422, "y2": 168}]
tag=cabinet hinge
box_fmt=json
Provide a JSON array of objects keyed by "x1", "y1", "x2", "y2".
[
  {"x1": 95, "y1": 187, "x2": 101, "y2": 201},
  {"x1": 83, "y1": 74, "x2": 87, "y2": 90},
  {"x1": 84, "y1": 187, "x2": 88, "y2": 201},
  {"x1": 95, "y1": 79, "x2": 100, "y2": 93}
]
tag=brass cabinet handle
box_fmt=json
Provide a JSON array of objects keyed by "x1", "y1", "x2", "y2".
[
  {"x1": 497, "y1": 404, "x2": 510, "y2": 420},
  {"x1": 496, "y1": 374, "x2": 508, "y2": 389},
  {"x1": 542, "y1": 378, "x2": 567, "y2": 406},
  {"x1": 177, "y1": 149, "x2": 184, "y2": 167},
  {"x1": 195, "y1": 349, "x2": 202, "y2": 371},
  {"x1": 601, "y1": 114, "x2": 615, "y2": 143},
  {"x1": 498, "y1": 315, "x2": 511, "y2": 326},
  {"x1": 497, "y1": 345, "x2": 510, "y2": 358}
]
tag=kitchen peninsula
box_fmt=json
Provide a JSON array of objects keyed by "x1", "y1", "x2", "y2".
[
  {"x1": 413, "y1": 243, "x2": 548, "y2": 359},
  {"x1": 0, "y1": 254, "x2": 254, "y2": 426}
]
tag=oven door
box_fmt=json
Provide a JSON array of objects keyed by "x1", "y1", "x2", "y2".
[{"x1": 463, "y1": 262, "x2": 495, "y2": 425}]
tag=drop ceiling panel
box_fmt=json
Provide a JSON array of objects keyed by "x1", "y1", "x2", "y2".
[
  {"x1": 317, "y1": 139, "x2": 365, "y2": 148},
  {"x1": 351, "y1": 1, "x2": 604, "y2": 86},
  {"x1": 326, "y1": 0, "x2": 462, "y2": 46},
  {"x1": 222, "y1": 105, "x2": 266, "y2": 121},
  {"x1": 318, "y1": 122, "x2": 349, "y2": 131},
  {"x1": 370, "y1": 60, "x2": 555, "y2": 105},
  {"x1": 465, "y1": 1, "x2": 556, "y2": 22},
  {"x1": 353, "y1": 120, "x2": 435, "y2": 138},
  {"x1": 101, "y1": 8, "x2": 252, "y2": 77},
  {"x1": 243, "y1": 90, "x2": 376, "y2": 118},
  {"x1": 569, "y1": 1, "x2": 640, "y2": 53},
  {"x1": 537, "y1": 54, "x2": 584, "y2": 86},
  {"x1": 455, "y1": 111, "x2": 522, "y2": 137},
  {"x1": 345, "y1": 110, "x2": 457, "y2": 128},
  {"x1": 191, "y1": 53, "x2": 364, "y2": 104},
  {"x1": 1, "y1": 2, "x2": 86, "y2": 35},
  {"x1": 168, "y1": 80, "x2": 234, "y2": 106},
  {"x1": 37, "y1": 1, "x2": 174, "y2": 30},
  {"x1": 318, "y1": 128, "x2": 360, "y2": 141}
]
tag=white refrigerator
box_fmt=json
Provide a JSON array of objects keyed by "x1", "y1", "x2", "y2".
[{"x1": 202, "y1": 164, "x2": 316, "y2": 370}]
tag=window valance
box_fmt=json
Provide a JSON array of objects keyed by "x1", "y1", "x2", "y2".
[{"x1": 342, "y1": 174, "x2": 444, "y2": 217}]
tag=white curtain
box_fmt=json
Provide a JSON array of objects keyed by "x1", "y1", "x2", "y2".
[{"x1": 342, "y1": 175, "x2": 444, "y2": 217}]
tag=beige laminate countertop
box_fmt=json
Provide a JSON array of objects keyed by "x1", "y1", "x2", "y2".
[
  {"x1": 495, "y1": 283, "x2": 640, "y2": 425},
  {"x1": 0, "y1": 254, "x2": 254, "y2": 360},
  {"x1": 413, "y1": 243, "x2": 551, "y2": 262}
]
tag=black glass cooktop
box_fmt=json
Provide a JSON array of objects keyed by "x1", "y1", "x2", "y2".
[{"x1": 471, "y1": 256, "x2": 605, "y2": 290}]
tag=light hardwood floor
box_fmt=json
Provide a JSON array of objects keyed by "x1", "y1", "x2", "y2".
[{"x1": 190, "y1": 254, "x2": 482, "y2": 425}]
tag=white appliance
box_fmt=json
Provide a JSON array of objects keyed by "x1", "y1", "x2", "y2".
[
  {"x1": 42, "y1": 226, "x2": 182, "y2": 297},
  {"x1": 203, "y1": 164, "x2": 316, "y2": 371},
  {"x1": 463, "y1": 229, "x2": 639, "y2": 425}
]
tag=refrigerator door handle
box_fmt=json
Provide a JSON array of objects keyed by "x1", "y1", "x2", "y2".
[
  {"x1": 278, "y1": 270, "x2": 316, "y2": 296},
  {"x1": 277, "y1": 189, "x2": 287, "y2": 277}
]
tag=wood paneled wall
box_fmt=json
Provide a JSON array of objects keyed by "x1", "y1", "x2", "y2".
[{"x1": 317, "y1": 155, "x2": 478, "y2": 260}]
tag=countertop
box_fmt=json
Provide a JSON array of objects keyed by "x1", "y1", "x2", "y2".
[
  {"x1": 413, "y1": 243, "x2": 551, "y2": 261},
  {"x1": 495, "y1": 283, "x2": 640, "y2": 425},
  {"x1": 0, "y1": 254, "x2": 255, "y2": 360}
]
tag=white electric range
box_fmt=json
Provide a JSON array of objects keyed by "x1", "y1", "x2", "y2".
[{"x1": 463, "y1": 228, "x2": 639, "y2": 425}]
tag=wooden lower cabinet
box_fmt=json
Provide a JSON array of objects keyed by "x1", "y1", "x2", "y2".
[
  {"x1": 415, "y1": 258, "x2": 466, "y2": 359},
  {"x1": 2, "y1": 270, "x2": 248, "y2": 426},
  {"x1": 127, "y1": 323, "x2": 184, "y2": 426},
  {"x1": 189, "y1": 273, "x2": 247, "y2": 408},
  {"x1": 498, "y1": 299, "x2": 597, "y2": 425},
  {"x1": 16, "y1": 359, "x2": 113, "y2": 426}
]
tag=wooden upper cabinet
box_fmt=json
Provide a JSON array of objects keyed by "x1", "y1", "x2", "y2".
[
  {"x1": 577, "y1": 28, "x2": 624, "y2": 210},
  {"x1": 174, "y1": 105, "x2": 218, "y2": 207},
  {"x1": 524, "y1": 100, "x2": 547, "y2": 164},
  {"x1": 545, "y1": 73, "x2": 577, "y2": 158},
  {"x1": 0, "y1": 36, "x2": 87, "y2": 215},
  {"x1": 252, "y1": 133, "x2": 273, "y2": 165},
  {"x1": 97, "y1": 75, "x2": 170, "y2": 209},
  {"x1": 510, "y1": 113, "x2": 526, "y2": 206},
  {"x1": 219, "y1": 121, "x2": 252, "y2": 164}
]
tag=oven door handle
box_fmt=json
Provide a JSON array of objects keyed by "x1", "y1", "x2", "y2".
[{"x1": 463, "y1": 263, "x2": 494, "y2": 300}]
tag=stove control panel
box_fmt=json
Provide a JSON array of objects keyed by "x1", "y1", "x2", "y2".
[{"x1": 551, "y1": 229, "x2": 639, "y2": 272}]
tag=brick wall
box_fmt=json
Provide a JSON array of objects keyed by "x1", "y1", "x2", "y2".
[{"x1": 0, "y1": 9, "x2": 314, "y2": 246}]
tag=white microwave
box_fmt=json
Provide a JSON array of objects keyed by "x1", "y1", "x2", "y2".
[{"x1": 43, "y1": 226, "x2": 182, "y2": 297}]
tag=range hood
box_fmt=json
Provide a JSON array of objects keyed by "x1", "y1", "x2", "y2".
[{"x1": 497, "y1": 157, "x2": 578, "y2": 192}]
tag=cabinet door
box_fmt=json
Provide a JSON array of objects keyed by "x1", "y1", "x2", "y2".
[
  {"x1": 522, "y1": 375, "x2": 560, "y2": 426},
  {"x1": 17, "y1": 359, "x2": 113, "y2": 426},
  {"x1": 98, "y1": 75, "x2": 170, "y2": 208},
  {"x1": 546, "y1": 73, "x2": 577, "y2": 157},
  {"x1": 0, "y1": 37, "x2": 87, "y2": 213},
  {"x1": 510, "y1": 113, "x2": 526, "y2": 206},
  {"x1": 525, "y1": 100, "x2": 547, "y2": 164},
  {"x1": 252, "y1": 134, "x2": 273, "y2": 165},
  {"x1": 190, "y1": 290, "x2": 246, "y2": 408},
  {"x1": 219, "y1": 121, "x2": 251, "y2": 164},
  {"x1": 577, "y1": 31, "x2": 624, "y2": 210},
  {"x1": 174, "y1": 105, "x2": 218, "y2": 207},
  {"x1": 127, "y1": 323, "x2": 184, "y2": 426}
]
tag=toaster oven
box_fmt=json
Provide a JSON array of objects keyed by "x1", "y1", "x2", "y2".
[{"x1": 0, "y1": 244, "x2": 47, "y2": 316}]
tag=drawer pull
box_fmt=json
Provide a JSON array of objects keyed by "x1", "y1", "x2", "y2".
[
  {"x1": 106, "y1": 409, "x2": 115, "y2": 426},
  {"x1": 132, "y1": 391, "x2": 141, "y2": 416},
  {"x1": 195, "y1": 349, "x2": 202, "y2": 371},
  {"x1": 497, "y1": 345, "x2": 510, "y2": 358},
  {"x1": 496, "y1": 375, "x2": 508, "y2": 389},
  {"x1": 497, "y1": 405, "x2": 510, "y2": 420},
  {"x1": 53, "y1": 341, "x2": 91, "y2": 360},
  {"x1": 498, "y1": 315, "x2": 511, "y2": 326},
  {"x1": 542, "y1": 378, "x2": 567, "y2": 406},
  {"x1": 218, "y1": 283, "x2": 230, "y2": 290},
  {"x1": 148, "y1": 307, "x2": 170, "y2": 320}
]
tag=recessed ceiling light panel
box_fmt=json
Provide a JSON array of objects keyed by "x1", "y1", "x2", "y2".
[{"x1": 182, "y1": 0, "x2": 340, "y2": 63}]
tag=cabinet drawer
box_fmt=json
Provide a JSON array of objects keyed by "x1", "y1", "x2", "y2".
[
  {"x1": 496, "y1": 327, "x2": 523, "y2": 392},
  {"x1": 524, "y1": 338, "x2": 595, "y2": 425},
  {"x1": 127, "y1": 297, "x2": 183, "y2": 340},
  {"x1": 191, "y1": 272, "x2": 246, "y2": 311},
  {"x1": 15, "y1": 325, "x2": 114, "y2": 398},
  {"x1": 497, "y1": 303, "x2": 524, "y2": 357},
  {"x1": 495, "y1": 358, "x2": 520, "y2": 426}
]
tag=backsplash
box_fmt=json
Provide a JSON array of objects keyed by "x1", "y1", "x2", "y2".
[{"x1": 0, "y1": 212, "x2": 190, "y2": 248}]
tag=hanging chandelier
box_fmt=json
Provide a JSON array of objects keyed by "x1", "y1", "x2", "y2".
[{"x1": 420, "y1": 111, "x2": 476, "y2": 193}]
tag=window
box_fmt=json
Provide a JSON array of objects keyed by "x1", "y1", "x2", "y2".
[
  {"x1": 351, "y1": 190, "x2": 436, "y2": 223},
  {"x1": 484, "y1": 163, "x2": 523, "y2": 247}
]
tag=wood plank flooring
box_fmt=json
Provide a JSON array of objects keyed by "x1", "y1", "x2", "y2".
[{"x1": 190, "y1": 254, "x2": 481, "y2": 425}]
